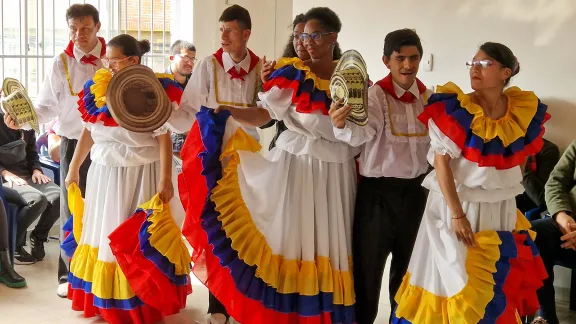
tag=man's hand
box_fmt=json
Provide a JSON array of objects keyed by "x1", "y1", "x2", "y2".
[
  {"x1": 32, "y1": 169, "x2": 51, "y2": 184},
  {"x1": 4, "y1": 114, "x2": 20, "y2": 130},
  {"x1": 328, "y1": 99, "x2": 352, "y2": 129},
  {"x1": 556, "y1": 211, "x2": 576, "y2": 250},
  {"x1": 2, "y1": 170, "x2": 27, "y2": 187}
]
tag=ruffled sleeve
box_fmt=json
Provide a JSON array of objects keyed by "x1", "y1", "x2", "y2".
[
  {"x1": 77, "y1": 68, "x2": 118, "y2": 127},
  {"x1": 428, "y1": 119, "x2": 462, "y2": 159},
  {"x1": 258, "y1": 87, "x2": 295, "y2": 121}
]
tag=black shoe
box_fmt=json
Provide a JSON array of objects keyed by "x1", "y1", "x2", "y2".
[
  {"x1": 0, "y1": 249, "x2": 26, "y2": 288},
  {"x1": 14, "y1": 246, "x2": 37, "y2": 265},
  {"x1": 30, "y1": 232, "x2": 46, "y2": 261}
]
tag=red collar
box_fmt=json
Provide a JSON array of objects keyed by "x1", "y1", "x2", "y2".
[
  {"x1": 375, "y1": 74, "x2": 427, "y2": 103},
  {"x1": 213, "y1": 48, "x2": 260, "y2": 80},
  {"x1": 64, "y1": 37, "x2": 106, "y2": 60}
]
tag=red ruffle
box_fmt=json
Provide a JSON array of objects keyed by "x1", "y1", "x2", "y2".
[
  {"x1": 67, "y1": 286, "x2": 162, "y2": 324},
  {"x1": 77, "y1": 90, "x2": 119, "y2": 127},
  {"x1": 420, "y1": 101, "x2": 550, "y2": 170},
  {"x1": 108, "y1": 211, "x2": 191, "y2": 316},
  {"x1": 496, "y1": 233, "x2": 548, "y2": 323},
  {"x1": 263, "y1": 76, "x2": 330, "y2": 116}
]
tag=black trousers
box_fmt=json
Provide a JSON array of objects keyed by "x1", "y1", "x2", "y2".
[
  {"x1": 57, "y1": 137, "x2": 91, "y2": 283},
  {"x1": 208, "y1": 292, "x2": 228, "y2": 317},
  {"x1": 532, "y1": 217, "x2": 576, "y2": 324},
  {"x1": 0, "y1": 202, "x2": 8, "y2": 250},
  {"x1": 353, "y1": 175, "x2": 427, "y2": 324}
]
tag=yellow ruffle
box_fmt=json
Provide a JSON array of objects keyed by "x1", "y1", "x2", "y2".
[
  {"x1": 274, "y1": 57, "x2": 331, "y2": 95},
  {"x1": 68, "y1": 183, "x2": 84, "y2": 242},
  {"x1": 154, "y1": 72, "x2": 174, "y2": 80},
  {"x1": 210, "y1": 127, "x2": 355, "y2": 306},
  {"x1": 394, "y1": 213, "x2": 534, "y2": 323},
  {"x1": 90, "y1": 68, "x2": 112, "y2": 109},
  {"x1": 70, "y1": 244, "x2": 136, "y2": 300},
  {"x1": 394, "y1": 231, "x2": 506, "y2": 324},
  {"x1": 139, "y1": 195, "x2": 191, "y2": 276},
  {"x1": 437, "y1": 82, "x2": 539, "y2": 147}
]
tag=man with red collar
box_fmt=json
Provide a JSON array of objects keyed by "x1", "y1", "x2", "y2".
[
  {"x1": 5, "y1": 4, "x2": 105, "y2": 299},
  {"x1": 178, "y1": 4, "x2": 260, "y2": 324},
  {"x1": 180, "y1": 5, "x2": 261, "y2": 143},
  {"x1": 330, "y1": 29, "x2": 431, "y2": 323}
]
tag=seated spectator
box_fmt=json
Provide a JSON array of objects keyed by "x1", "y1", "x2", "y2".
[
  {"x1": 516, "y1": 138, "x2": 560, "y2": 219},
  {"x1": 0, "y1": 187, "x2": 26, "y2": 288},
  {"x1": 531, "y1": 139, "x2": 576, "y2": 324},
  {"x1": 0, "y1": 113, "x2": 60, "y2": 264}
]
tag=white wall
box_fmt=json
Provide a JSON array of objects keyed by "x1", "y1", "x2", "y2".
[{"x1": 293, "y1": 0, "x2": 576, "y2": 151}]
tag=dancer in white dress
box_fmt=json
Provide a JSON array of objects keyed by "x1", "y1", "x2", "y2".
[
  {"x1": 392, "y1": 42, "x2": 550, "y2": 324},
  {"x1": 179, "y1": 7, "x2": 358, "y2": 324},
  {"x1": 63, "y1": 34, "x2": 191, "y2": 324}
]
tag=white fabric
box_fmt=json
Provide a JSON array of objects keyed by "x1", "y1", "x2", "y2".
[
  {"x1": 78, "y1": 122, "x2": 167, "y2": 264},
  {"x1": 170, "y1": 156, "x2": 186, "y2": 228},
  {"x1": 35, "y1": 43, "x2": 104, "y2": 139},
  {"x1": 179, "y1": 49, "x2": 261, "y2": 140},
  {"x1": 333, "y1": 82, "x2": 431, "y2": 179},
  {"x1": 403, "y1": 117, "x2": 524, "y2": 299},
  {"x1": 228, "y1": 86, "x2": 357, "y2": 272},
  {"x1": 259, "y1": 87, "x2": 361, "y2": 163}
]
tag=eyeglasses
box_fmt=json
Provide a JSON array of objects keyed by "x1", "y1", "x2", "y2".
[
  {"x1": 101, "y1": 56, "x2": 132, "y2": 69},
  {"x1": 297, "y1": 31, "x2": 334, "y2": 43},
  {"x1": 176, "y1": 54, "x2": 197, "y2": 64},
  {"x1": 466, "y1": 60, "x2": 495, "y2": 69}
]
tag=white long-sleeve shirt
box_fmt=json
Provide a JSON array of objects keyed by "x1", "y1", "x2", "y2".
[
  {"x1": 35, "y1": 40, "x2": 104, "y2": 139},
  {"x1": 179, "y1": 48, "x2": 261, "y2": 139},
  {"x1": 334, "y1": 79, "x2": 431, "y2": 179}
]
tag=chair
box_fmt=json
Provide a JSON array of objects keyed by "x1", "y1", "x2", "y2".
[{"x1": 36, "y1": 132, "x2": 61, "y2": 186}]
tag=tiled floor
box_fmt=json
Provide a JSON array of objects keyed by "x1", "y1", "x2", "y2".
[{"x1": 0, "y1": 239, "x2": 573, "y2": 323}]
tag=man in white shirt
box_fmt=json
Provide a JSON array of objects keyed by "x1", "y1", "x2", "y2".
[
  {"x1": 329, "y1": 29, "x2": 431, "y2": 324},
  {"x1": 179, "y1": 5, "x2": 261, "y2": 324},
  {"x1": 5, "y1": 3, "x2": 105, "y2": 299}
]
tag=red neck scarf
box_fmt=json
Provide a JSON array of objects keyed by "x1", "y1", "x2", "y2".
[
  {"x1": 376, "y1": 73, "x2": 427, "y2": 103},
  {"x1": 213, "y1": 47, "x2": 260, "y2": 81},
  {"x1": 64, "y1": 37, "x2": 106, "y2": 66}
]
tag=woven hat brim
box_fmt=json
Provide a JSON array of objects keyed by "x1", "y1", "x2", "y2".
[
  {"x1": 1, "y1": 89, "x2": 39, "y2": 132},
  {"x1": 106, "y1": 65, "x2": 171, "y2": 133}
]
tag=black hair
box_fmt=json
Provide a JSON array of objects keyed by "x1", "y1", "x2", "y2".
[
  {"x1": 303, "y1": 7, "x2": 342, "y2": 33},
  {"x1": 66, "y1": 3, "x2": 100, "y2": 25},
  {"x1": 219, "y1": 5, "x2": 252, "y2": 30},
  {"x1": 479, "y1": 42, "x2": 520, "y2": 86},
  {"x1": 169, "y1": 40, "x2": 196, "y2": 56},
  {"x1": 383, "y1": 29, "x2": 423, "y2": 58},
  {"x1": 107, "y1": 34, "x2": 151, "y2": 62},
  {"x1": 281, "y1": 14, "x2": 344, "y2": 59}
]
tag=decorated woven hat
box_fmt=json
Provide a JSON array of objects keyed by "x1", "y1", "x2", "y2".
[
  {"x1": 2, "y1": 77, "x2": 26, "y2": 95},
  {"x1": 1, "y1": 78, "x2": 39, "y2": 133},
  {"x1": 330, "y1": 50, "x2": 369, "y2": 126},
  {"x1": 106, "y1": 65, "x2": 171, "y2": 133}
]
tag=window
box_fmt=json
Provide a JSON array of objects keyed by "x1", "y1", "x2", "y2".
[{"x1": 0, "y1": 0, "x2": 192, "y2": 99}]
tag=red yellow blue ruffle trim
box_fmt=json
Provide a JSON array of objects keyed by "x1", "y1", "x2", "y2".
[
  {"x1": 263, "y1": 57, "x2": 332, "y2": 116},
  {"x1": 61, "y1": 184, "x2": 191, "y2": 324},
  {"x1": 77, "y1": 69, "x2": 184, "y2": 126},
  {"x1": 178, "y1": 107, "x2": 355, "y2": 324},
  {"x1": 418, "y1": 83, "x2": 550, "y2": 169},
  {"x1": 391, "y1": 213, "x2": 547, "y2": 324}
]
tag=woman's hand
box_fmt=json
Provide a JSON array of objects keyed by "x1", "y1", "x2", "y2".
[
  {"x1": 64, "y1": 169, "x2": 80, "y2": 189},
  {"x1": 452, "y1": 214, "x2": 476, "y2": 248},
  {"x1": 32, "y1": 169, "x2": 52, "y2": 184},
  {"x1": 328, "y1": 99, "x2": 352, "y2": 129},
  {"x1": 2, "y1": 170, "x2": 27, "y2": 187},
  {"x1": 158, "y1": 178, "x2": 174, "y2": 203},
  {"x1": 4, "y1": 114, "x2": 20, "y2": 130},
  {"x1": 260, "y1": 56, "x2": 276, "y2": 83}
]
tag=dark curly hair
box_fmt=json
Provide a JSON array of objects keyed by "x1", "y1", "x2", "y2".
[{"x1": 282, "y1": 13, "x2": 342, "y2": 59}]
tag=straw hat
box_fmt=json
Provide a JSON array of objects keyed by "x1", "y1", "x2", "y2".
[
  {"x1": 330, "y1": 50, "x2": 369, "y2": 126},
  {"x1": 1, "y1": 78, "x2": 39, "y2": 132},
  {"x1": 106, "y1": 65, "x2": 171, "y2": 133}
]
